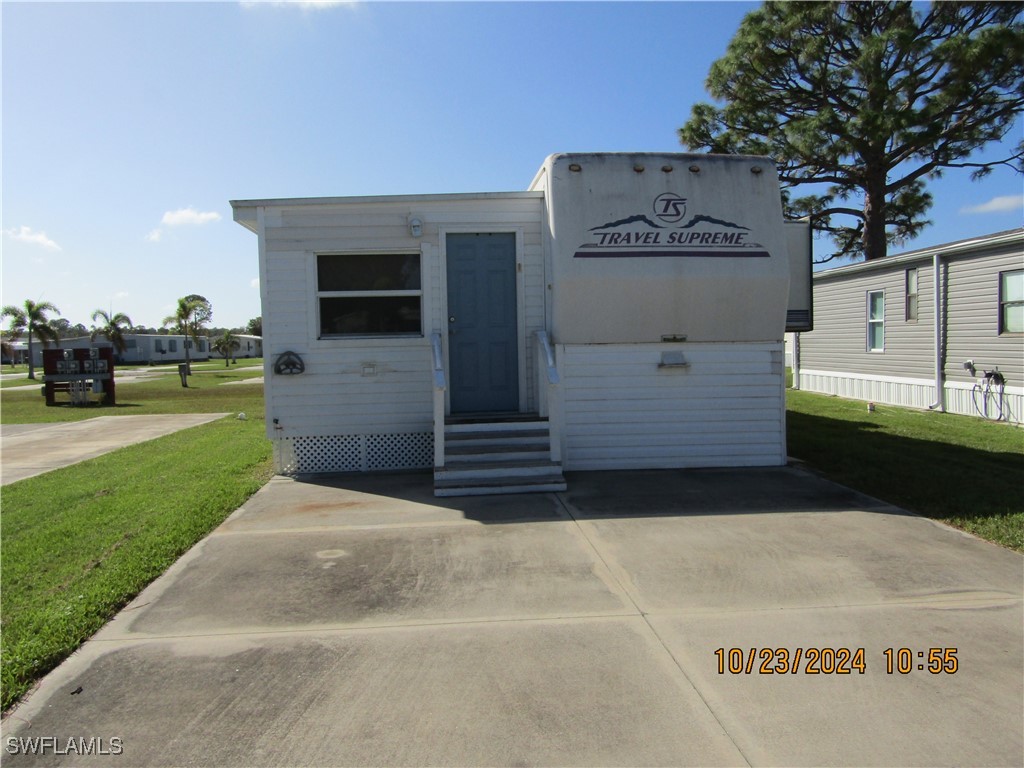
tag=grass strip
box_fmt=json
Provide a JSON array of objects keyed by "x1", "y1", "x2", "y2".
[
  {"x1": 787, "y1": 388, "x2": 1024, "y2": 551},
  {"x1": 0, "y1": 370, "x2": 265, "y2": 423},
  {"x1": 0, "y1": 417, "x2": 273, "y2": 710}
]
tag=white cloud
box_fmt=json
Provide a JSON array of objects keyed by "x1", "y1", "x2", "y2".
[
  {"x1": 161, "y1": 207, "x2": 222, "y2": 227},
  {"x1": 147, "y1": 207, "x2": 221, "y2": 242},
  {"x1": 250, "y1": 278, "x2": 260, "y2": 289},
  {"x1": 959, "y1": 195, "x2": 1024, "y2": 215},
  {"x1": 3, "y1": 225, "x2": 61, "y2": 251}
]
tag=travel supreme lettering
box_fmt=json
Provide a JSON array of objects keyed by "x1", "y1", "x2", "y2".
[{"x1": 593, "y1": 231, "x2": 747, "y2": 246}]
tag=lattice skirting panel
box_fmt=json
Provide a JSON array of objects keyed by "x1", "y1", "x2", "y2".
[{"x1": 274, "y1": 433, "x2": 433, "y2": 475}]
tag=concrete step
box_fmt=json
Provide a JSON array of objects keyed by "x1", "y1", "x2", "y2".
[
  {"x1": 436, "y1": 460, "x2": 564, "y2": 481},
  {"x1": 435, "y1": 416, "x2": 564, "y2": 497},
  {"x1": 445, "y1": 444, "x2": 550, "y2": 462},
  {"x1": 444, "y1": 429, "x2": 549, "y2": 446},
  {"x1": 444, "y1": 420, "x2": 549, "y2": 435},
  {"x1": 433, "y1": 473, "x2": 568, "y2": 497}
]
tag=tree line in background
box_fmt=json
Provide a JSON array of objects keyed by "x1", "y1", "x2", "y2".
[
  {"x1": 1, "y1": 296, "x2": 262, "y2": 379},
  {"x1": 679, "y1": 1, "x2": 1022, "y2": 262}
]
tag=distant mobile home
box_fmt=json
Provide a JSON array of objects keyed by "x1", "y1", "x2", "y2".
[
  {"x1": 232, "y1": 152, "x2": 811, "y2": 496},
  {"x1": 795, "y1": 228, "x2": 1023, "y2": 424},
  {"x1": 235, "y1": 334, "x2": 263, "y2": 358},
  {"x1": 21, "y1": 334, "x2": 212, "y2": 368}
]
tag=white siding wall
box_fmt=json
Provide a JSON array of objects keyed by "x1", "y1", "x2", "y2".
[
  {"x1": 798, "y1": 370, "x2": 1022, "y2": 424},
  {"x1": 259, "y1": 196, "x2": 546, "y2": 473},
  {"x1": 558, "y1": 341, "x2": 786, "y2": 470}
]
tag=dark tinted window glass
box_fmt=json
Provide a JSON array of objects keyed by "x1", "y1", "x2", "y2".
[
  {"x1": 319, "y1": 296, "x2": 421, "y2": 336},
  {"x1": 317, "y1": 253, "x2": 420, "y2": 292}
]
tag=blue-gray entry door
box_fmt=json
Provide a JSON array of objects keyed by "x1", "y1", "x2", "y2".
[{"x1": 446, "y1": 233, "x2": 519, "y2": 414}]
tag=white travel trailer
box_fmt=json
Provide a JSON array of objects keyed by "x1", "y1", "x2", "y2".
[{"x1": 232, "y1": 152, "x2": 811, "y2": 496}]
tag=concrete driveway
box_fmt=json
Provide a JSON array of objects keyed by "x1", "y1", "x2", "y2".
[
  {"x1": 0, "y1": 414, "x2": 229, "y2": 484},
  {"x1": 3, "y1": 467, "x2": 1021, "y2": 766}
]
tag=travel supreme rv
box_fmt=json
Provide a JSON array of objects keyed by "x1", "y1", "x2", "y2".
[{"x1": 231, "y1": 152, "x2": 812, "y2": 496}]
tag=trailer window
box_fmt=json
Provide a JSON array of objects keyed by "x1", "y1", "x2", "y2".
[
  {"x1": 1000, "y1": 270, "x2": 1023, "y2": 334},
  {"x1": 866, "y1": 291, "x2": 885, "y2": 352},
  {"x1": 317, "y1": 253, "x2": 422, "y2": 337},
  {"x1": 905, "y1": 268, "x2": 918, "y2": 322}
]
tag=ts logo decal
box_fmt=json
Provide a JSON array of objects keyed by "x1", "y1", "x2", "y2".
[{"x1": 653, "y1": 192, "x2": 687, "y2": 223}]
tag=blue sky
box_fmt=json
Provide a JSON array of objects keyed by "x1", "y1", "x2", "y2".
[{"x1": 3, "y1": 1, "x2": 1022, "y2": 331}]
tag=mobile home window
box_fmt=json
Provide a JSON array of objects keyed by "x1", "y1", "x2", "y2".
[
  {"x1": 867, "y1": 290, "x2": 885, "y2": 352},
  {"x1": 317, "y1": 253, "x2": 422, "y2": 337},
  {"x1": 168, "y1": 339, "x2": 177, "y2": 352},
  {"x1": 905, "y1": 268, "x2": 919, "y2": 322},
  {"x1": 1000, "y1": 270, "x2": 1023, "y2": 334}
]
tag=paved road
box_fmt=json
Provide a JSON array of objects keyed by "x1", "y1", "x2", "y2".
[
  {"x1": 0, "y1": 414, "x2": 229, "y2": 484},
  {"x1": 3, "y1": 467, "x2": 1020, "y2": 766}
]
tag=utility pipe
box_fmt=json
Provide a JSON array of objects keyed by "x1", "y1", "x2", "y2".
[{"x1": 927, "y1": 252, "x2": 944, "y2": 411}]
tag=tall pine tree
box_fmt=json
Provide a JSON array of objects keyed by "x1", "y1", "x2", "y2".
[{"x1": 679, "y1": 2, "x2": 1023, "y2": 261}]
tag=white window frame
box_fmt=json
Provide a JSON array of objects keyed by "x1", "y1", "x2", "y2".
[
  {"x1": 905, "y1": 268, "x2": 919, "y2": 322},
  {"x1": 999, "y1": 269, "x2": 1023, "y2": 335},
  {"x1": 866, "y1": 290, "x2": 885, "y2": 352},
  {"x1": 315, "y1": 251, "x2": 424, "y2": 339}
]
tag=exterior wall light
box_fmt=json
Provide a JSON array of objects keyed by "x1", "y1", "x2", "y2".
[{"x1": 408, "y1": 217, "x2": 423, "y2": 237}]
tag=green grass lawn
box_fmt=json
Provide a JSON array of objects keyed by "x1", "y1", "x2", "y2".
[
  {"x1": 0, "y1": 417, "x2": 273, "y2": 711},
  {"x1": 787, "y1": 387, "x2": 1024, "y2": 551},
  {"x1": 0, "y1": 366, "x2": 265, "y2": 422},
  {"x1": 0, "y1": 359, "x2": 262, "y2": 388},
  {"x1": 1, "y1": 369, "x2": 272, "y2": 711}
]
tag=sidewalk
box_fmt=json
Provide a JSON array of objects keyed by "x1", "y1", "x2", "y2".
[{"x1": 1, "y1": 414, "x2": 229, "y2": 484}]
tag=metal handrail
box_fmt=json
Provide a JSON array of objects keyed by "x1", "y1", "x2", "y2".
[
  {"x1": 430, "y1": 333, "x2": 446, "y2": 390},
  {"x1": 534, "y1": 330, "x2": 562, "y2": 463},
  {"x1": 535, "y1": 330, "x2": 559, "y2": 385},
  {"x1": 430, "y1": 333, "x2": 446, "y2": 468}
]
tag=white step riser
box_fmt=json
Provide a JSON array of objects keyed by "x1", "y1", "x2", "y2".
[
  {"x1": 436, "y1": 464, "x2": 560, "y2": 481},
  {"x1": 436, "y1": 418, "x2": 565, "y2": 497},
  {"x1": 446, "y1": 450, "x2": 549, "y2": 463},
  {"x1": 446, "y1": 434, "x2": 548, "y2": 448},
  {"x1": 445, "y1": 421, "x2": 549, "y2": 435},
  {"x1": 435, "y1": 482, "x2": 567, "y2": 498}
]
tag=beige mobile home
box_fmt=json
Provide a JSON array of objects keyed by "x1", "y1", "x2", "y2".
[{"x1": 232, "y1": 152, "x2": 810, "y2": 496}]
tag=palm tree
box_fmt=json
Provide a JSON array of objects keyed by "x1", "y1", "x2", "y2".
[
  {"x1": 91, "y1": 310, "x2": 133, "y2": 358},
  {"x1": 162, "y1": 296, "x2": 210, "y2": 375},
  {"x1": 212, "y1": 330, "x2": 241, "y2": 367},
  {"x1": 1, "y1": 299, "x2": 61, "y2": 379}
]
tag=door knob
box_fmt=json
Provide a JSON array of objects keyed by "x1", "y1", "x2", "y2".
[{"x1": 449, "y1": 316, "x2": 456, "y2": 323}]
